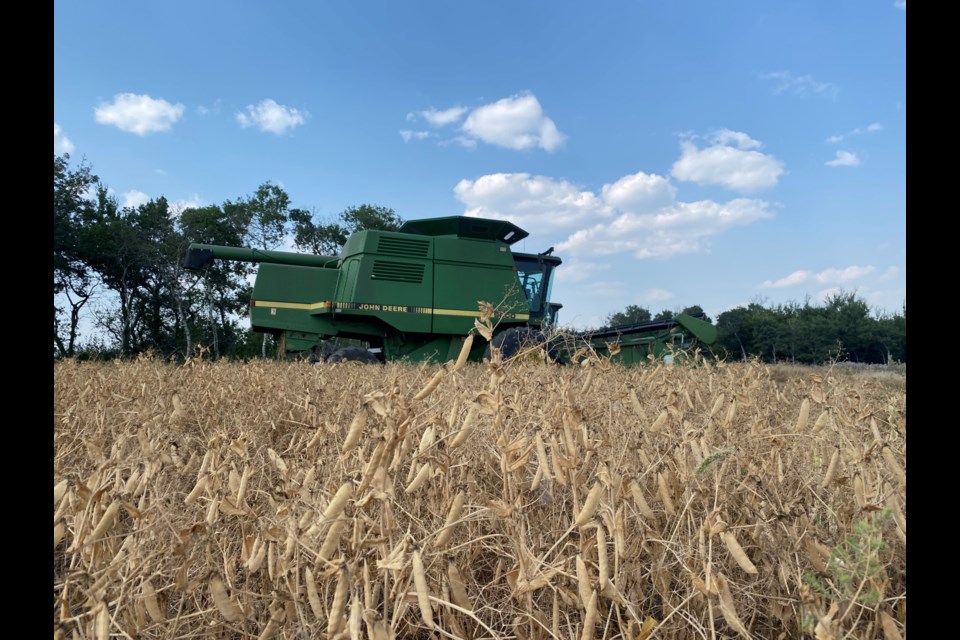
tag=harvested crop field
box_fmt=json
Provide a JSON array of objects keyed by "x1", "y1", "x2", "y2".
[{"x1": 53, "y1": 354, "x2": 906, "y2": 639}]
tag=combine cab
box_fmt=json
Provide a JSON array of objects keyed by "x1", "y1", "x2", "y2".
[{"x1": 184, "y1": 215, "x2": 715, "y2": 363}]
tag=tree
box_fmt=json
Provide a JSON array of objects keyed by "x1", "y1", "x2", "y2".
[
  {"x1": 604, "y1": 304, "x2": 651, "y2": 327},
  {"x1": 679, "y1": 305, "x2": 711, "y2": 324},
  {"x1": 236, "y1": 182, "x2": 294, "y2": 358},
  {"x1": 53, "y1": 154, "x2": 100, "y2": 358},
  {"x1": 291, "y1": 204, "x2": 404, "y2": 255},
  {"x1": 716, "y1": 306, "x2": 749, "y2": 360},
  {"x1": 179, "y1": 203, "x2": 259, "y2": 358},
  {"x1": 654, "y1": 309, "x2": 674, "y2": 322},
  {"x1": 80, "y1": 193, "x2": 184, "y2": 357}
]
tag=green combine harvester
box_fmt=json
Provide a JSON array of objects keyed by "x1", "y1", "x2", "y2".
[{"x1": 183, "y1": 216, "x2": 716, "y2": 364}]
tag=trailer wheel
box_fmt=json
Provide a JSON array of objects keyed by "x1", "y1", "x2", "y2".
[
  {"x1": 483, "y1": 327, "x2": 560, "y2": 363},
  {"x1": 326, "y1": 346, "x2": 382, "y2": 364}
]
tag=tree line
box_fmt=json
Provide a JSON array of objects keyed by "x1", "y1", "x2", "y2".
[
  {"x1": 603, "y1": 294, "x2": 906, "y2": 365},
  {"x1": 53, "y1": 153, "x2": 402, "y2": 360}
]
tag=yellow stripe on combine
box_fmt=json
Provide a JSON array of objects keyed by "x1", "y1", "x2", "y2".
[
  {"x1": 434, "y1": 308, "x2": 530, "y2": 320},
  {"x1": 253, "y1": 300, "x2": 332, "y2": 310},
  {"x1": 253, "y1": 300, "x2": 528, "y2": 321},
  {"x1": 432, "y1": 309, "x2": 481, "y2": 317}
]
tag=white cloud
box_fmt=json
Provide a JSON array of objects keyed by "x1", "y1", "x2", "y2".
[
  {"x1": 671, "y1": 131, "x2": 784, "y2": 192},
  {"x1": 236, "y1": 99, "x2": 306, "y2": 135},
  {"x1": 461, "y1": 92, "x2": 566, "y2": 152},
  {"x1": 879, "y1": 266, "x2": 899, "y2": 281},
  {"x1": 170, "y1": 197, "x2": 204, "y2": 216},
  {"x1": 450, "y1": 136, "x2": 478, "y2": 149},
  {"x1": 601, "y1": 172, "x2": 677, "y2": 214},
  {"x1": 816, "y1": 287, "x2": 846, "y2": 302},
  {"x1": 761, "y1": 265, "x2": 875, "y2": 289},
  {"x1": 455, "y1": 173, "x2": 608, "y2": 227},
  {"x1": 711, "y1": 129, "x2": 763, "y2": 150},
  {"x1": 54, "y1": 123, "x2": 74, "y2": 154},
  {"x1": 419, "y1": 106, "x2": 468, "y2": 127},
  {"x1": 815, "y1": 265, "x2": 875, "y2": 284},
  {"x1": 457, "y1": 157, "x2": 775, "y2": 260},
  {"x1": 762, "y1": 71, "x2": 839, "y2": 99},
  {"x1": 407, "y1": 92, "x2": 566, "y2": 152},
  {"x1": 556, "y1": 198, "x2": 773, "y2": 259},
  {"x1": 760, "y1": 270, "x2": 812, "y2": 288},
  {"x1": 399, "y1": 130, "x2": 431, "y2": 142},
  {"x1": 95, "y1": 93, "x2": 185, "y2": 135},
  {"x1": 122, "y1": 190, "x2": 150, "y2": 209},
  {"x1": 639, "y1": 288, "x2": 673, "y2": 303},
  {"x1": 826, "y1": 122, "x2": 882, "y2": 143},
  {"x1": 554, "y1": 260, "x2": 610, "y2": 284},
  {"x1": 895, "y1": 0, "x2": 906, "y2": 9},
  {"x1": 826, "y1": 151, "x2": 860, "y2": 167}
]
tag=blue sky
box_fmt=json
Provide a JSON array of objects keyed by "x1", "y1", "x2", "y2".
[{"x1": 54, "y1": 1, "x2": 906, "y2": 330}]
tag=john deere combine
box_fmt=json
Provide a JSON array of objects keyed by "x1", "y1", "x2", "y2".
[{"x1": 183, "y1": 216, "x2": 716, "y2": 363}]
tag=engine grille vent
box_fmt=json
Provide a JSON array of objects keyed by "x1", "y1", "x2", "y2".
[
  {"x1": 377, "y1": 236, "x2": 430, "y2": 258},
  {"x1": 371, "y1": 261, "x2": 425, "y2": 283}
]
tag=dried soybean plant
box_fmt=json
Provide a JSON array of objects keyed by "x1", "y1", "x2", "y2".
[{"x1": 54, "y1": 349, "x2": 905, "y2": 639}]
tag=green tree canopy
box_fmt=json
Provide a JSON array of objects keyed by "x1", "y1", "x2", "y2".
[
  {"x1": 604, "y1": 304, "x2": 651, "y2": 327},
  {"x1": 292, "y1": 204, "x2": 404, "y2": 255}
]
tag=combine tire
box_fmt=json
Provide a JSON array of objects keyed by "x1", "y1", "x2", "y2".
[
  {"x1": 483, "y1": 327, "x2": 560, "y2": 363},
  {"x1": 325, "y1": 347, "x2": 381, "y2": 364}
]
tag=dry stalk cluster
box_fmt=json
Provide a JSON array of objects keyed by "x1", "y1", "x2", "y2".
[{"x1": 54, "y1": 351, "x2": 906, "y2": 639}]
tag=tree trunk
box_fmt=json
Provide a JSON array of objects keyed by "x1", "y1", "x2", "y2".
[{"x1": 175, "y1": 294, "x2": 192, "y2": 358}]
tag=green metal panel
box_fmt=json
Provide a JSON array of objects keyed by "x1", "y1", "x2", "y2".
[
  {"x1": 432, "y1": 236, "x2": 528, "y2": 334},
  {"x1": 382, "y1": 334, "x2": 461, "y2": 363},
  {"x1": 334, "y1": 265, "x2": 432, "y2": 333},
  {"x1": 250, "y1": 264, "x2": 339, "y2": 335}
]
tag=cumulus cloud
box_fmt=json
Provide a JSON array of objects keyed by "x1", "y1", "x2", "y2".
[
  {"x1": 122, "y1": 190, "x2": 150, "y2": 209},
  {"x1": 236, "y1": 99, "x2": 306, "y2": 135},
  {"x1": 455, "y1": 173, "x2": 609, "y2": 227},
  {"x1": 815, "y1": 265, "x2": 875, "y2": 284},
  {"x1": 760, "y1": 265, "x2": 875, "y2": 288},
  {"x1": 406, "y1": 92, "x2": 566, "y2": 151},
  {"x1": 399, "y1": 130, "x2": 431, "y2": 142},
  {"x1": 457, "y1": 151, "x2": 776, "y2": 261},
  {"x1": 760, "y1": 270, "x2": 813, "y2": 288},
  {"x1": 826, "y1": 151, "x2": 860, "y2": 167},
  {"x1": 54, "y1": 123, "x2": 74, "y2": 154},
  {"x1": 671, "y1": 130, "x2": 784, "y2": 192},
  {"x1": 95, "y1": 93, "x2": 185, "y2": 135},
  {"x1": 419, "y1": 106, "x2": 468, "y2": 127},
  {"x1": 601, "y1": 172, "x2": 677, "y2": 214},
  {"x1": 556, "y1": 198, "x2": 773, "y2": 259},
  {"x1": 762, "y1": 71, "x2": 839, "y2": 99},
  {"x1": 462, "y1": 93, "x2": 565, "y2": 151},
  {"x1": 711, "y1": 129, "x2": 762, "y2": 150}
]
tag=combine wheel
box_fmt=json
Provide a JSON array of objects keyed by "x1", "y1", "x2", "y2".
[
  {"x1": 325, "y1": 346, "x2": 382, "y2": 364},
  {"x1": 483, "y1": 327, "x2": 560, "y2": 363}
]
